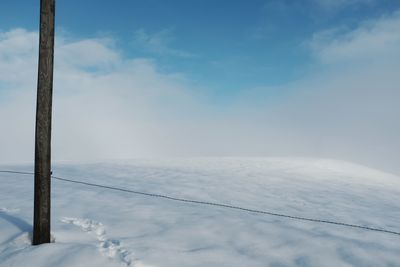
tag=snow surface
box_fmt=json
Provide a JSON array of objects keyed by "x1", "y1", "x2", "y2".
[{"x1": 1, "y1": 158, "x2": 400, "y2": 267}]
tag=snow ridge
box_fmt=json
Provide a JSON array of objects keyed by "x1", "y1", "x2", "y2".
[
  {"x1": 0, "y1": 207, "x2": 20, "y2": 213},
  {"x1": 61, "y1": 217, "x2": 133, "y2": 266}
]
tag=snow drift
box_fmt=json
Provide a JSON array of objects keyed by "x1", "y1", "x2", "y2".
[{"x1": 1, "y1": 158, "x2": 399, "y2": 266}]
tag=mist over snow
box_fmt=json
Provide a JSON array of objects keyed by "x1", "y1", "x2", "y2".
[{"x1": 0, "y1": 9, "x2": 400, "y2": 174}]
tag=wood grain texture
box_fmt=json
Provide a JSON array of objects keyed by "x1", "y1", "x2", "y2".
[{"x1": 33, "y1": 0, "x2": 55, "y2": 246}]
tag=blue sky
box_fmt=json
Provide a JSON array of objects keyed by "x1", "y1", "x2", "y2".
[
  {"x1": 1, "y1": 0, "x2": 400, "y2": 174},
  {"x1": 1, "y1": 0, "x2": 399, "y2": 95}
]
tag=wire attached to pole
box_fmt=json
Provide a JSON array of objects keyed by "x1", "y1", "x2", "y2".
[{"x1": 1, "y1": 169, "x2": 399, "y2": 236}]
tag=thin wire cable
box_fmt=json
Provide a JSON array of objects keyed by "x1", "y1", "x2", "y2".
[{"x1": 1, "y1": 169, "x2": 399, "y2": 236}]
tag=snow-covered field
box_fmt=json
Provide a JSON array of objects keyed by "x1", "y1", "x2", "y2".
[{"x1": 1, "y1": 158, "x2": 400, "y2": 267}]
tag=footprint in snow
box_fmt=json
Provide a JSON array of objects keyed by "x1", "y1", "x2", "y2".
[{"x1": 61, "y1": 217, "x2": 133, "y2": 266}]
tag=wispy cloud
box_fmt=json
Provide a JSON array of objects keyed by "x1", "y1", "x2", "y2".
[
  {"x1": 312, "y1": 0, "x2": 378, "y2": 10},
  {"x1": 132, "y1": 28, "x2": 197, "y2": 58},
  {"x1": 0, "y1": 29, "x2": 199, "y2": 162},
  {"x1": 1, "y1": 10, "x2": 400, "y2": 175},
  {"x1": 0, "y1": 29, "x2": 38, "y2": 85},
  {"x1": 308, "y1": 10, "x2": 400, "y2": 64},
  {"x1": 57, "y1": 37, "x2": 120, "y2": 69}
]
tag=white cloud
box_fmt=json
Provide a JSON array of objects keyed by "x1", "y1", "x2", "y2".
[
  {"x1": 132, "y1": 28, "x2": 196, "y2": 58},
  {"x1": 0, "y1": 18, "x2": 400, "y2": 175},
  {"x1": 228, "y1": 9, "x2": 400, "y2": 173},
  {"x1": 57, "y1": 38, "x2": 120, "y2": 69},
  {"x1": 312, "y1": 0, "x2": 377, "y2": 9},
  {"x1": 240, "y1": 9, "x2": 400, "y2": 173},
  {"x1": 0, "y1": 29, "x2": 38, "y2": 85},
  {"x1": 0, "y1": 29, "x2": 201, "y2": 162},
  {"x1": 308, "y1": 10, "x2": 400, "y2": 64}
]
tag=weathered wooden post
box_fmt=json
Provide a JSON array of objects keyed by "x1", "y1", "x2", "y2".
[{"x1": 33, "y1": 0, "x2": 55, "y2": 245}]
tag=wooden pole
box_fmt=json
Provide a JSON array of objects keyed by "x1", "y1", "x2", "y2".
[{"x1": 33, "y1": 0, "x2": 55, "y2": 246}]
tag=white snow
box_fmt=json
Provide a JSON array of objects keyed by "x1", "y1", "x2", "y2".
[{"x1": 1, "y1": 158, "x2": 400, "y2": 266}]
